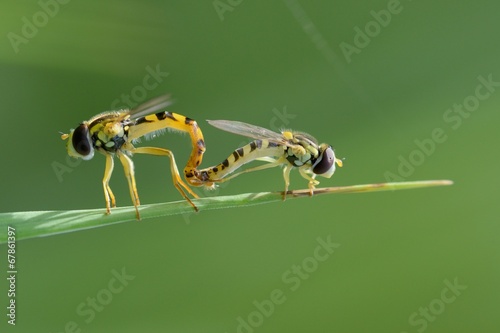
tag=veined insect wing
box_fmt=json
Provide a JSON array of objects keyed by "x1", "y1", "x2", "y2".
[
  {"x1": 207, "y1": 119, "x2": 293, "y2": 147},
  {"x1": 292, "y1": 131, "x2": 319, "y2": 146},
  {"x1": 128, "y1": 94, "x2": 175, "y2": 119}
]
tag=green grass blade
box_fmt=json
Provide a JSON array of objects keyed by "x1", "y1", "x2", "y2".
[{"x1": 0, "y1": 180, "x2": 453, "y2": 243}]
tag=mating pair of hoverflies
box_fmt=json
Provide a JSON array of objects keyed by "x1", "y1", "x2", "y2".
[{"x1": 61, "y1": 95, "x2": 343, "y2": 219}]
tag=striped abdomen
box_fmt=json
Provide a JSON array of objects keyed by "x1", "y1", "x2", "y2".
[
  {"x1": 187, "y1": 139, "x2": 285, "y2": 185},
  {"x1": 128, "y1": 111, "x2": 206, "y2": 172}
]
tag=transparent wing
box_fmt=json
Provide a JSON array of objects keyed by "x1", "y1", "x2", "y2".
[
  {"x1": 293, "y1": 131, "x2": 319, "y2": 146},
  {"x1": 128, "y1": 94, "x2": 174, "y2": 119},
  {"x1": 207, "y1": 120, "x2": 291, "y2": 146}
]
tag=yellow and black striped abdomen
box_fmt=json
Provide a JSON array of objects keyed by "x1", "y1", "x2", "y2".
[
  {"x1": 190, "y1": 139, "x2": 285, "y2": 185},
  {"x1": 128, "y1": 110, "x2": 206, "y2": 174}
]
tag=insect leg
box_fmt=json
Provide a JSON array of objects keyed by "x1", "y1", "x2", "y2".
[
  {"x1": 282, "y1": 165, "x2": 293, "y2": 200},
  {"x1": 103, "y1": 154, "x2": 116, "y2": 214},
  {"x1": 299, "y1": 168, "x2": 319, "y2": 196},
  {"x1": 131, "y1": 147, "x2": 199, "y2": 212},
  {"x1": 116, "y1": 151, "x2": 141, "y2": 220},
  {"x1": 255, "y1": 157, "x2": 278, "y2": 163}
]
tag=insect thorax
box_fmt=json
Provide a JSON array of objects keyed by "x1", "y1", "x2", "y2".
[
  {"x1": 285, "y1": 144, "x2": 317, "y2": 168},
  {"x1": 89, "y1": 117, "x2": 131, "y2": 153}
]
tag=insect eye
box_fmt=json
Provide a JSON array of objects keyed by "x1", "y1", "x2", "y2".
[
  {"x1": 312, "y1": 146, "x2": 335, "y2": 175},
  {"x1": 72, "y1": 124, "x2": 92, "y2": 156}
]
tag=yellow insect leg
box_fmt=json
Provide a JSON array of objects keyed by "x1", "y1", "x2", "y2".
[
  {"x1": 282, "y1": 164, "x2": 293, "y2": 201},
  {"x1": 299, "y1": 168, "x2": 319, "y2": 196},
  {"x1": 102, "y1": 154, "x2": 116, "y2": 215},
  {"x1": 131, "y1": 147, "x2": 199, "y2": 212},
  {"x1": 117, "y1": 151, "x2": 141, "y2": 220}
]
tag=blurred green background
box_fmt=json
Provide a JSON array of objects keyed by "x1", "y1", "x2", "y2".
[{"x1": 1, "y1": 1, "x2": 499, "y2": 332}]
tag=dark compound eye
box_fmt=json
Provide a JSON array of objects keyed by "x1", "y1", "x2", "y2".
[
  {"x1": 312, "y1": 146, "x2": 335, "y2": 175},
  {"x1": 72, "y1": 124, "x2": 92, "y2": 156}
]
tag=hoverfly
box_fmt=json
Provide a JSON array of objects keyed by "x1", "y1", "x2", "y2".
[
  {"x1": 185, "y1": 120, "x2": 342, "y2": 197},
  {"x1": 61, "y1": 95, "x2": 205, "y2": 219}
]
